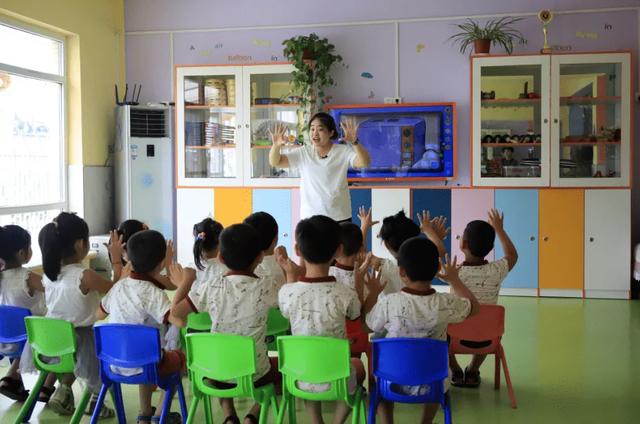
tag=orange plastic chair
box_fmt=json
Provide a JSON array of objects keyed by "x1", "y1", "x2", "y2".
[{"x1": 447, "y1": 304, "x2": 517, "y2": 409}]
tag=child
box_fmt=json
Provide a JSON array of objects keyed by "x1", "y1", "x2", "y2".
[
  {"x1": 365, "y1": 237, "x2": 480, "y2": 424},
  {"x1": 449, "y1": 208, "x2": 518, "y2": 388},
  {"x1": 0, "y1": 225, "x2": 56, "y2": 403},
  {"x1": 38, "y1": 212, "x2": 124, "y2": 418},
  {"x1": 329, "y1": 221, "x2": 371, "y2": 291},
  {"x1": 278, "y1": 215, "x2": 366, "y2": 424},
  {"x1": 97, "y1": 230, "x2": 185, "y2": 424},
  {"x1": 170, "y1": 223, "x2": 281, "y2": 424},
  {"x1": 243, "y1": 212, "x2": 286, "y2": 288}
]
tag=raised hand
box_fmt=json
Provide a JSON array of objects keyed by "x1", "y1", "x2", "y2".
[
  {"x1": 276, "y1": 250, "x2": 305, "y2": 282},
  {"x1": 164, "y1": 240, "x2": 174, "y2": 266},
  {"x1": 340, "y1": 117, "x2": 359, "y2": 144},
  {"x1": 358, "y1": 206, "x2": 379, "y2": 229},
  {"x1": 268, "y1": 122, "x2": 288, "y2": 146},
  {"x1": 417, "y1": 210, "x2": 434, "y2": 234},
  {"x1": 436, "y1": 254, "x2": 461, "y2": 284},
  {"x1": 168, "y1": 262, "x2": 187, "y2": 287},
  {"x1": 107, "y1": 230, "x2": 125, "y2": 264},
  {"x1": 430, "y1": 215, "x2": 450, "y2": 241},
  {"x1": 488, "y1": 208, "x2": 504, "y2": 232},
  {"x1": 364, "y1": 268, "x2": 387, "y2": 296}
]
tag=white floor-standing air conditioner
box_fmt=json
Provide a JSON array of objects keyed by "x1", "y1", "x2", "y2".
[{"x1": 114, "y1": 105, "x2": 174, "y2": 242}]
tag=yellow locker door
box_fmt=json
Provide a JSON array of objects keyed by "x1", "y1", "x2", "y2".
[
  {"x1": 214, "y1": 188, "x2": 253, "y2": 227},
  {"x1": 539, "y1": 189, "x2": 584, "y2": 297}
]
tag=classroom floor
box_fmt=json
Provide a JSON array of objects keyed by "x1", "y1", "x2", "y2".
[{"x1": 0, "y1": 297, "x2": 638, "y2": 423}]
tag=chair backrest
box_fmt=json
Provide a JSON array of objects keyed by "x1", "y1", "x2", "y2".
[
  {"x1": 372, "y1": 338, "x2": 448, "y2": 386},
  {"x1": 266, "y1": 308, "x2": 289, "y2": 336},
  {"x1": 25, "y1": 316, "x2": 77, "y2": 373},
  {"x1": 0, "y1": 305, "x2": 30, "y2": 344},
  {"x1": 94, "y1": 324, "x2": 161, "y2": 384},
  {"x1": 186, "y1": 333, "x2": 257, "y2": 398},
  {"x1": 277, "y1": 336, "x2": 351, "y2": 401},
  {"x1": 186, "y1": 312, "x2": 212, "y2": 333},
  {"x1": 448, "y1": 304, "x2": 505, "y2": 354}
]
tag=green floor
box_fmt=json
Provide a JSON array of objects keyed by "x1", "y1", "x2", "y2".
[{"x1": 1, "y1": 297, "x2": 638, "y2": 423}]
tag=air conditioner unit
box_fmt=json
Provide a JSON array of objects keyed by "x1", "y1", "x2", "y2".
[{"x1": 114, "y1": 105, "x2": 174, "y2": 241}]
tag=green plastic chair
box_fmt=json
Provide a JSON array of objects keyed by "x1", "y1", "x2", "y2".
[
  {"x1": 265, "y1": 308, "x2": 290, "y2": 351},
  {"x1": 276, "y1": 336, "x2": 365, "y2": 424},
  {"x1": 15, "y1": 317, "x2": 92, "y2": 424},
  {"x1": 185, "y1": 333, "x2": 278, "y2": 424},
  {"x1": 180, "y1": 312, "x2": 212, "y2": 349}
]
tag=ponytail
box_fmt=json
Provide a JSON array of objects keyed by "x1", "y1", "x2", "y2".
[
  {"x1": 192, "y1": 218, "x2": 224, "y2": 271},
  {"x1": 38, "y1": 212, "x2": 89, "y2": 281}
]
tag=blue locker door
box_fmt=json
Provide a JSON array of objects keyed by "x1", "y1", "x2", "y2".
[
  {"x1": 411, "y1": 189, "x2": 451, "y2": 285},
  {"x1": 494, "y1": 189, "x2": 538, "y2": 289},
  {"x1": 252, "y1": 189, "x2": 293, "y2": 255},
  {"x1": 350, "y1": 188, "x2": 372, "y2": 252}
]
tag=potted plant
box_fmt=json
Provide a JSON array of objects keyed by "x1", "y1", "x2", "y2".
[
  {"x1": 282, "y1": 33, "x2": 343, "y2": 141},
  {"x1": 449, "y1": 17, "x2": 526, "y2": 55}
]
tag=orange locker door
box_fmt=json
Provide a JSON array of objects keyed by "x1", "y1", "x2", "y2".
[
  {"x1": 214, "y1": 188, "x2": 253, "y2": 227},
  {"x1": 539, "y1": 189, "x2": 584, "y2": 297}
]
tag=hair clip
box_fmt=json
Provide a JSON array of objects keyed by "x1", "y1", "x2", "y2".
[{"x1": 196, "y1": 232, "x2": 206, "y2": 241}]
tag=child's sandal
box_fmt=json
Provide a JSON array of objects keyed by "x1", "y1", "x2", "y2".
[
  {"x1": 223, "y1": 415, "x2": 241, "y2": 424},
  {"x1": 38, "y1": 385, "x2": 55, "y2": 403},
  {"x1": 150, "y1": 412, "x2": 182, "y2": 424},
  {"x1": 451, "y1": 369, "x2": 465, "y2": 387},
  {"x1": 245, "y1": 413, "x2": 259, "y2": 424},
  {"x1": 0, "y1": 376, "x2": 29, "y2": 402},
  {"x1": 464, "y1": 367, "x2": 481, "y2": 388}
]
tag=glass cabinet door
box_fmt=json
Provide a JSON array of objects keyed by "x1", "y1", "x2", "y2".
[
  {"x1": 176, "y1": 67, "x2": 243, "y2": 186},
  {"x1": 472, "y1": 56, "x2": 550, "y2": 186},
  {"x1": 243, "y1": 64, "x2": 301, "y2": 187},
  {"x1": 551, "y1": 53, "x2": 631, "y2": 186}
]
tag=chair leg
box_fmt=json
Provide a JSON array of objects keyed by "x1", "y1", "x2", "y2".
[
  {"x1": 177, "y1": 380, "x2": 189, "y2": 421},
  {"x1": 494, "y1": 352, "x2": 501, "y2": 390},
  {"x1": 259, "y1": 397, "x2": 269, "y2": 424},
  {"x1": 288, "y1": 395, "x2": 296, "y2": 424},
  {"x1": 185, "y1": 396, "x2": 200, "y2": 424},
  {"x1": 203, "y1": 395, "x2": 213, "y2": 424},
  {"x1": 89, "y1": 384, "x2": 110, "y2": 424},
  {"x1": 499, "y1": 346, "x2": 518, "y2": 409},
  {"x1": 14, "y1": 371, "x2": 47, "y2": 423},
  {"x1": 72, "y1": 388, "x2": 93, "y2": 424},
  {"x1": 368, "y1": 385, "x2": 378, "y2": 424},
  {"x1": 276, "y1": 394, "x2": 287, "y2": 424},
  {"x1": 270, "y1": 393, "x2": 279, "y2": 423},
  {"x1": 159, "y1": 386, "x2": 175, "y2": 424},
  {"x1": 351, "y1": 390, "x2": 363, "y2": 424},
  {"x1": 443, "y1": 391, "x2": 452, "y2": 424},
  {"x1": 111, "y1": 383, "x2": 127, "y2": 424}
]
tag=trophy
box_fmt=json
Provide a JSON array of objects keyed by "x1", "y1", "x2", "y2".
[{"x1": 538, "y1": 9, "x2": 553, "y2": 54}]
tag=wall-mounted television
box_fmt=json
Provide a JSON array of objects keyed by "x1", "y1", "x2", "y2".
[{"x1": 327, "y1": 103, "x2": 456, "y2": 181}]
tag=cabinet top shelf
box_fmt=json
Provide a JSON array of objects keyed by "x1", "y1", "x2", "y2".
[
  {"x1": 481, "y1": 98, "x2": 540, "y2": 108},
  {"x1": 559, "y1": 96, "x2": 621, "y2": 105}
]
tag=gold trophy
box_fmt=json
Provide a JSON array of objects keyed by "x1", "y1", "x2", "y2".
[{"x1": 538, "y1": 9, "x2": 553, "y2": 54}]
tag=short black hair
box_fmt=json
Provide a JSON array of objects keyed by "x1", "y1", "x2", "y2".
[
  {"x1": 193, "y1": 218, "x2": 224, "y2": 270},
  {"x1": 295, "y1": 215, "x2": 341, "y2": 264},
  {"x1": 339, "y1": 222, "x2": 363, "y2": 256},
  {"x1": 117, "y1": 219, "x2": 146, "y2": 244},
  {"x1": 0, "y1": 225, "x2": 31, "y2": 264},
  {"x1": 126, "y1": 230, "x2": 166, "y2": 273},
  {"x1": 243, "y1": 212, "x2": 278, "y2": 252},
  {"x1": 308, "y1": 112, "x2": 339, "y2": 140},
  {"x1": 397, "y1": 236, "x2": 439, "y2": 282},
  {"x1": 219, "y1": 224, "x2": 262, "y2": 271},
  {"x1": 39, "y1": 212, "x2": 89, "y2": 281},
  {"x1": 463, "y1": 220, "x2": 495, "y2": 258},
  {"x1": 378, "y1": 210, "x2": 421, "y2": 253}
]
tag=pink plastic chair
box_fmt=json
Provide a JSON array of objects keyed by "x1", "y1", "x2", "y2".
[{"x1": 447, "y1": 304, "x2": 517, "y2": 409}]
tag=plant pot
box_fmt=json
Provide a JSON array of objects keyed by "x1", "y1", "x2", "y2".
[{"x1": 474, "y1": 39, "x2": 491, "y2": 54}]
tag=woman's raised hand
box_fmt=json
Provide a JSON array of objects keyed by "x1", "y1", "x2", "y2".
[
  {"x1": 340, "y1": 117, "x2": 359, "y2": 144},
  {"x1": 268, "y1": 122, "x2": 288, "y2": 146}
]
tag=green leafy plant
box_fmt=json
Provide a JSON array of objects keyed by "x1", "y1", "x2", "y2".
[
  {"x1": 282, "y1": 33, "x2": 343, "y2": 141},
  {"x1": 449, "y1": 17, "x2": 526, "y2": 54}
]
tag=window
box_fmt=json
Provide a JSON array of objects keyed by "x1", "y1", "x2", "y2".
[{"x1": 0, "y1": 22, "x2": 65, "y2": 265}]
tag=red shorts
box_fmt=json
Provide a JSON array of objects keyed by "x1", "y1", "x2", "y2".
[{"x1": 158, "y1": 350, "x2": 186, "y2": 377}]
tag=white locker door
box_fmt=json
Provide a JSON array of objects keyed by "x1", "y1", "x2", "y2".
[
  {"x1": 584, "y1": 189, "x2": 630, "y2": 299},
  {"x1": 371, "y1": 189, "x2": 411, "y2": 260},
  {"x1": 176, "y1": 188, "x2": 214, "y2": 265}
]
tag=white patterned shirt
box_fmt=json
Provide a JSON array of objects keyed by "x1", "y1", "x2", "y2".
[
  {"x1": 366, "y1": 288, "x2": 471, "y2": 341},
  {"x1": 457, "y1": 258, "x2": 510, "y2": 304},
  {"x1": 379, "y1": 258, "x2": 404, "y2": 294},
  {"x1": 278, "y1": 277, "x2": 361, "y2": 339},
  {"x1": 0, "y1": 267, "x2": 46, "y2": 316},
  {"x1": 329, "y1": 263, "x2": 355, "y2": 290},
  {"x1": 255, "y1": 255, "x2": 286, "y2": 291},
  {"x1": 188, "y1": 258, "x2": 228, "y2": 295},
  {"x1": 188, "y1": 272, "x2": 279, "y2": 380}
]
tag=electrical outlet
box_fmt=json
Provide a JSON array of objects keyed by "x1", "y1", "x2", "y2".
[{"x1": 384, "y1": 97, "x2": 402, "y2": 104}]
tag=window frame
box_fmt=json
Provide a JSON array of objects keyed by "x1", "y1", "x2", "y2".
[{"x1": 0, "y1": 17, "x2": 67, "y2": 216}]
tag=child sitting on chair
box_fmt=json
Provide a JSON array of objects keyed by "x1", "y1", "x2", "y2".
[
  {"x1": 278, "y1": 215, "x2": 367, "y2": 424},
  {"x1": 96, "y1": 230, "x2": 185, "y2": 424},
  {"x1": 364, "y1": 234, "x2": 479, "y2": 424},
  {"x1": 170, "y1": 223, "x2": 282, "y2": 424},
  {"x1": 449, "y1": 208, "x2": 518, "y2": 388},
  {"x1": 243, "y1": 212, "x2": 286, "y2": 289},
  {"x1": 329, "y1": 221, "x2": 371, "y2": 291}
]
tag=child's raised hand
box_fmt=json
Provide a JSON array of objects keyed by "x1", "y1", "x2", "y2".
[
  {"x1": 268, "y1": 122, "x2": 288, "y2": 147},
  {"x1": 364, "y1": 269, "x2": 387, "y2": 296},
  {"x1": 436, "y1": 254, "x2": 461, "y2": 284},
  {"x1": 168, "y1": 262, "x2": 187, "y2": 287},
  {"x1": 164, "y1": 240, "x2": 174, "y2": 265},
  {"x1": 276, "y1": 252, "x2": 304, "y2": 282},
  {"x1": 354, "y1": 252, "x2": 373, "y2": 280},
  {"x1": 430, "y1": 215, "x2": 450, "y2": 241},
  {"x1": 274, "y1": 245, "x2": 288, "y2": 262},
  {"x1": 488, "y1": 208, "x2": 504, "y2": 232},
  {"x1": 358, "y1": 206, "x2": 379, "y2": 229},
  {"x1": 417, "y1": 210, "x2": 435, "y2": 234},
  {"x1": 107, "y1": 230, "x2": 125, "y2": 263}
]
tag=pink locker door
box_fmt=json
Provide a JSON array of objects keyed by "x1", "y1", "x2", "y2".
[{"x1": 450, "y1": 189, "x2": 495, "y2": 263}]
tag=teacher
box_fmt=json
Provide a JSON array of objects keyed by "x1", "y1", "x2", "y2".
[{"x1": 268, "y1": 112, "x2": 371, "y2": 222}]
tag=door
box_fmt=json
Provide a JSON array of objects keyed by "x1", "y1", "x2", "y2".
[
  {"x1": 451, "y1": 189, "x2": 495, "y2": 262},
  {"x1": 494, "y1": 189, "x2": 538, "y2": 294},
  {"x1": 371, "y1": 189, "x2": 411, "y2": 260},
  {"x1": 252, "y1": 189, "x2": 294, "y2": 255},
  {"x1": 584, "y1": 189, "x2": 630, "y2": 298},
  {"x1": 539, "y1": 189, "x2": 584, "y2": 296},
  {"x1": 176, "y1": 188, "x2": 214, "y2": 265}
]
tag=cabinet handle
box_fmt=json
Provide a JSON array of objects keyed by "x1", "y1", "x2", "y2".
[
  {"x1": 455, "y1": 235, "x2": 460, "y2": 240},
  {"x1": 543, "y1": 236, "x2": 549, "y2": 242},
  {"x1": 543, "y1": 118, "x2": 548, "y2": 124},
  {"x1": 236, "y1": 124, "x2": 241, "y2": 129},
  {"x1": 553, "y1": 118, "x2": 559, "y2": 124},
  {"x1": 245, "y1": 124, "x2": 250, "y2": 129},
  {"x1": 530, "y1": 236, "x2": 536, "y2": 241},
  {"x1": 589, "y1": 237, "x2": 594, "y2": 242},
  {"x1": 283, "y1": 233, "x2": 288, "y2": 238}
]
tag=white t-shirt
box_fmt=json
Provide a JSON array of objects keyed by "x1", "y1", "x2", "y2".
[
  {"x1": 188, "y1": 272, "x2": 279, "y2": 380},
  {"x1": 285, "y1": 143, "x2": 357, "y2": 221},
  {"x1": 366, "y1": 288, "x2": 471, "y2": 340},
  {"x1": 43, "y1": 264, "x2": 101, "y2": 328},
  {"x1": 278, "y1": 277, "x2": 361, "y2": 339},
  {"x1": 379, "y1": 258, "x2": 405, "y2": 295},
  {"x1": 100, "y1": 275, "x2": 171, "y2": 327},
  {"x1": 188, "y1": 258, "x2": 228, "y2": 295},
  {"x1": 457, "y1": 258, "x2": 510, "y2": 304},
  {"x1": 329, "y1": 264, "x2": 355, "y2": 290},
  {"x1": 255, "y1": 255, "x2": 286, "y2": 290},
  {"x1": 0, "y1": 267, "x2": 46, "y2": 316}
]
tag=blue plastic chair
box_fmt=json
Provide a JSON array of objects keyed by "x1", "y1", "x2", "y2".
[
  {"x1": 368, "y1": 338, "x2": 452, "y2": 424},
  {"x1": 90, "y1": 324, "x2": 188, "y2": 424},
  {"x1": 0, "y1": 305, "x2": 31, "y2": 360}
]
